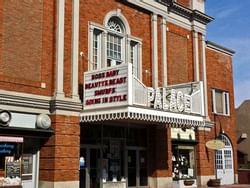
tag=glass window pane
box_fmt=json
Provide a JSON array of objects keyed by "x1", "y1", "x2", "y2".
[
  {"x1": 215, "y1": 91, "x2": 223, "y2": 113},
  {"x1": 128, "y1": 150, "x2": 136, "y2": 186},
  {"x1": 140, "y1": 150, "x2": 148, "y2": 186}
]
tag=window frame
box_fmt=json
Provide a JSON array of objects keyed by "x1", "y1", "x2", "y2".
[
  {"x1": 88, "y1": 19, "x2": 142, "y2": 80},
  {"x1": 212, "y1": 89, "x2": 230, "y2": 116}
]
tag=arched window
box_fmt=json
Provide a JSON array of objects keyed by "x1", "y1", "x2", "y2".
[
  {"x1": 218, "y1": 134, "x2": 231, "y2": 147},
  {"x1": 89, "y1": 10, "x2": 142, "y2": 79},
  {"x1": 107, "y1": 17, "x2": 124, "y2": 33},
  {"x1": 106, "y1": 17, "x2": 124, "y2": 66}
]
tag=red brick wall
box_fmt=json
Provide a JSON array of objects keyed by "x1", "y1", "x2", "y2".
[
  {"x1": 0, "y1": 0, "x2": 55, "y2": 96},
  {"x1": 197, "y1": 47, "x2": 237, "y2": 176},
  {"x1": 176, "y1": 0, "x2": 191, "y2": 8},
  {"x1": 167, "y1": 23, "x2": 194, "y2": 85},
  {"x1": 39, "y1": 115, "x2": 80, "y2": 181},
  {"x1": 148, "y1": 126, "x2": 172, "y2": 178},
  {"x1": 64, "y1": 0, "x2": 72, "y2": 97}
]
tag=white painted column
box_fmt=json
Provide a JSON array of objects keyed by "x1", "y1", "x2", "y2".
[
  {"x1": 54, "y1": 0, "x2": 65, "y2": 99},
  {"x1": 151, "y1": 13, "x2": 158, "y2": 88},
  {"x1": 88, "y1": 26, "x2": 94, "y2": 70},
  {"x1": 71, "y1": 0, "x2": 80, "y2": 101},
  {"x1": 102, "y1": 31, "x2": 107, "y2": 68},
  {"x1": 193, "y1": 31, "x2": 200, "y2": 81},
  {"x1": 201, "y1": 34, "x2": 208, "y2": 118},
  {"x1": 138, "y1": 42, "x2": 143, "y2": 80},
  {"x1": 126, "y1": 37, "x2": 131, "y2": 64},
  {"x1": 161, "y1": 17, "x2": 167, "y2": 87}
]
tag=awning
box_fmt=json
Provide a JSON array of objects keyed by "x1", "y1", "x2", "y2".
[
  {"x1": 81, "y1": 106, "x2": 204, "y2": 127},
  {"x1": 0, "y1": 126, "x2": 54, "y2": 139},
  {"x1": 0, "y1": 136, "x2": 23, "y2": 143}
]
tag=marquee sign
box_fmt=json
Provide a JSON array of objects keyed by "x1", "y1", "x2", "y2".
[
  {"x1": 83, "y1": 64, "x2": 204, "y2": 116},
  {"x1": 84, "y1": 65, "x2": 128, "y2": 110}
]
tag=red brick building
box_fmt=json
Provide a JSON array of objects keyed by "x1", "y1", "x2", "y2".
[{"x1": 0, "y1": 0, "x2": 236, "y2": 188}]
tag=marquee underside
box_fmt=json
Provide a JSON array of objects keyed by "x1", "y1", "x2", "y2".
[{"x1": 80, "y1": 106, "x2": 204, "y2": 127}]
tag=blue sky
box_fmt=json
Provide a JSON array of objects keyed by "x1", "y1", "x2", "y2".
[{"x1": 205, "y1": 0, "x2": 250, "y2": 107}]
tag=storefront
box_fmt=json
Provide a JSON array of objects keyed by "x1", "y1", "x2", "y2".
[
  {"x1": 80, "y1": 64, "x2": 205, "y2": 188},
  {"x1": 171, "y1": 128, "x2": 197, "y2": 187},
  {"x1": 0, "y1": 111, "x2": 53, "y2": 188}
]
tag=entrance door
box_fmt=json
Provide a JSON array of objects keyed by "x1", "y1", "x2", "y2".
[
  {"x1": 215, "y1": 135, "x2": 234, "y2": 185},
  {"x1": 80, "y1": 147, "x2": 101, "y2": 188},
  {"x1": 127, "y1": 148, "x2": 148, "y2": 188},
  {"x1": 21, "y1": 153, "x2": 38, "y2": 188}
]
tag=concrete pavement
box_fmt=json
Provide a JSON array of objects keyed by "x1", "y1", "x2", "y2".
[{"x1": 199, "y1": 185, "x2": 250, "y2": 188}]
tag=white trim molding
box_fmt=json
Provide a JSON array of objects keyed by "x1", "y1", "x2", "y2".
[
  {"x1": 161, "y1": 17, "x2": 168, "y2": 86},
  {"x1": 201, "y1": 34, "x2": 208, "y2": 118},
  {"x1": 103, "y1": 9, "x2": 131, "y2": 35},
  {"x1": 151, "y1": 13, "x2": 158, "y2": 87},
  {"x1": 206, "y1": 41, "x2": 235, "y2": 56},
  {"x1": 193, "y1": 31, "x2": 200, "y2": 81},
  {"x1": 71, "y1": 0, "x2": 80, "y2": 102},
  {"x1": 0, "y1": 90, "x2": 82, "y2": 115},
  {"x1": 55, "y1": 0, "x2": 65, "y2": 99}
]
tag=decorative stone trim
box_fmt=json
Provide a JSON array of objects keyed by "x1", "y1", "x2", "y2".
[
  {"x1": 127, "y1": 0, "x2": 213, "y2": 25},
  {"x1": 0, "y1": 93, "x2": 50, "y2": 110},
  {"x1": 0, "y1": 91, "x2": 82, "y2": 115},
  {"x1": 50, "y1": 99, "x2": 82, "y2": 113}
]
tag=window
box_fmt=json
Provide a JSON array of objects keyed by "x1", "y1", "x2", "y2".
[
  {"x1": 92, "y1": 29, "x2": 102, "y2": 70},
  {"x1": 89, "y1": 13, "x2": 141, "y2": 79},
  {"x1": 130, "y1": 41, "x2": 140, "y2": 78},
  {"x1": 212, "y1": 89, "x2": 230, "y2": 115},
  {"x1": 107, "y1": 34, "x2": 122, "y2": 66}
]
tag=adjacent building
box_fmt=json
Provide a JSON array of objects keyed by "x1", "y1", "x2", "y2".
[
  {"x1": 236, "y1": 100, "x2": 250, "y2": 184},
  {"x1": 0, "y1": 0, "x2": 237, "y2": 188}
]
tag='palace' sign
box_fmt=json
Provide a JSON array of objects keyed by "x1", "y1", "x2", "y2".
[{"x1": 147, "y1": 87, "x2": 192, "y2": 113}]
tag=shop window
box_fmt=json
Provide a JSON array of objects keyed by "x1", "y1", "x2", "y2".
[
  {"x1": 212, "y1": 89, "x2": 230, "y2": 116},
  {"x1": 172, "y1": 145, "x2": 196, "y2": 180}
]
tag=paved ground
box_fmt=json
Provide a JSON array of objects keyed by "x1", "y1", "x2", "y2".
[{"x1": 199, "y1": 185, "x2": 250, "y2": 188}]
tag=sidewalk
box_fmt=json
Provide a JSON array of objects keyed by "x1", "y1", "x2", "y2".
[{"x1": 199, "y1": 185, "x2": 250, "y2": 188}]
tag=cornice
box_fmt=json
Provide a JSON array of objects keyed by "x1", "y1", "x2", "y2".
[
  {"x1": 0, "y1": 90, "x2": 83, "y2": 115},
  {"x1": 0, "y1": 92, "x2": 50, "y2": 111},
  {"x1": 206, "y1": 41, "x2": 235, "y2": 56},
  {"x1": 126, "y1": 0, "x2": 213, "y2": 26}
]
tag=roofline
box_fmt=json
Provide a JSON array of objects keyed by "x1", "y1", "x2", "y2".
[
  {"x1": 126, "y1": 0, "x2": 214, "y2": 25},
  {"x1": 206, "y1": 41, "x2": 235, "y2": 56}
]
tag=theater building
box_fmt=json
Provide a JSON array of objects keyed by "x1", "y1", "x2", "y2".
[{"x1": 0, "y1": 0, "x2": 236, "y2": 188}]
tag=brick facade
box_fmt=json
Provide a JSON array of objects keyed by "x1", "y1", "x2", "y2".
[{"x1": 0, "y1": 0, "x2": 236, "y2": 188}]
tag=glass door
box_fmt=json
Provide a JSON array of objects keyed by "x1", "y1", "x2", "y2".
[
  {"x1": 80, "y1": 147, "x2": 101, "y2": 188},
  {"x1": 127, "y1": 148, "x2": 148, "y2": 188}
]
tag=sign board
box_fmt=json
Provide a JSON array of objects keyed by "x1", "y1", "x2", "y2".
[
  {"x1": 205, "y1": 139, "x2": 225, "y2": 150},
  {"x1": 0, "y1": 143, "x2": 17, "y2": 156},
  {"x1": 5, "y1": 158, "x2": 21, "y2": 178},
  {"x1": 83, "y1": 64, "x2": 203, "y2": 115},
  {"x1": 84, "y1": 64, "x2": 128, "y2": 110},
  {"x1": 147, "y1": 81, "x2": 203, "y2": 115}
]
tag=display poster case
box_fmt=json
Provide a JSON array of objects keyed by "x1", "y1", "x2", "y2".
[{"x1": 0, "y1": 137, "x2": 23, "y2": 188}]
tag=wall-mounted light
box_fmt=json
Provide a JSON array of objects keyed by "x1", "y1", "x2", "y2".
[{"x1": 0, "y1": 110, "x2": 12, "y2": 126}]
